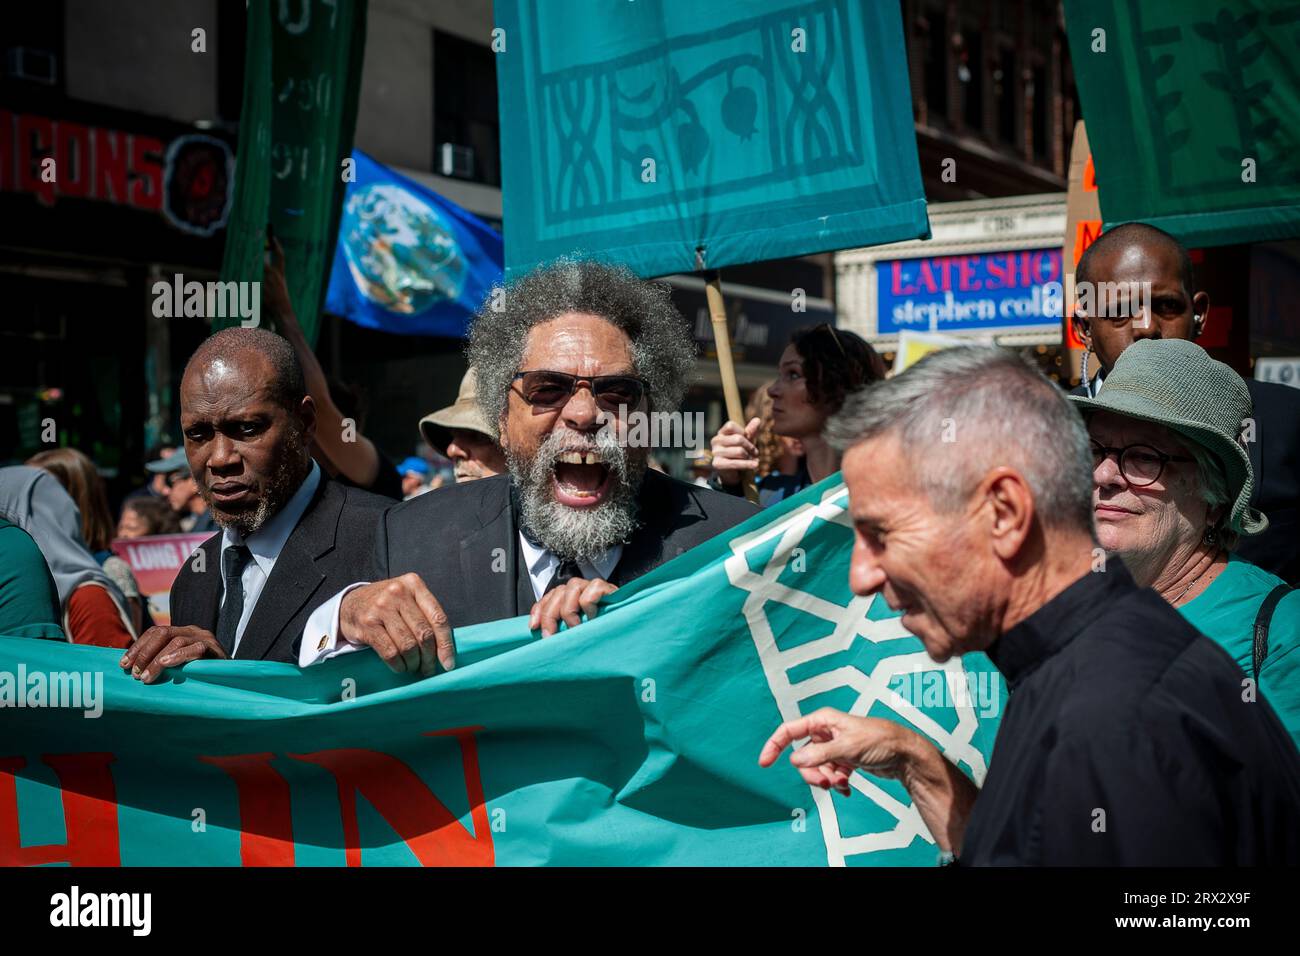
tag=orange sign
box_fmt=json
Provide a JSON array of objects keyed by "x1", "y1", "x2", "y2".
[{"x1": 1063, "y1": 121, "x2": 1103, "y2": 357}]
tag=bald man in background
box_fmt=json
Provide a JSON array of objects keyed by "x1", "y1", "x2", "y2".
[
  {"x1": 121, "y1": 327, "x2": 391, "y2": 680},
  {"x1": 1071, "y1": 222, "x2": 1300, "y2": 584}
]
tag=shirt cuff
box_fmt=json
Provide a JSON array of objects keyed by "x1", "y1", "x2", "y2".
[{"x1": 298, "y1": 583, "x2": 369, "y2": 667}]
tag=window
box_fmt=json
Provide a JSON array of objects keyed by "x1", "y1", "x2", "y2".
[
  {"x1": 922, "y1": 7, "x2": 949, "y2": 125},
  {"x1": 1031, "y1": 63, "x2": 1048, "y2": 162},
  {"x1": 433, "y1": 31, "x2": 500, "y2": 187},
  {"x1": 961, "y1": 29, "x2": 984, "y2": 132},
  {"x1": 2, "y1": 3, "x2": 65, "y2": 105},
  {"x1": 996, "y1": 47, "x2": 1018, "y2": 145}
]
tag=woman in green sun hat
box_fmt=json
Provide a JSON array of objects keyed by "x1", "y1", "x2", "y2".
[{"x1": 1070, "y1": 338, "x2": 1299, "y2": 750}]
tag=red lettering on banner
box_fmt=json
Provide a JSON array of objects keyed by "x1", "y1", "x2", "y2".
[
  {"x1": 16, "y1": 113, "x2": 54, "y2": 206},
  {"x1": 95, "y1": 128, "x2": 128, "y2": 203},
  {"x1": 0, "y1": 110, "x2": 13, "y2": 191},
  {"x1": 291, "y1": 727, "x2": 494, "y2": 867},
  {"x1": 0, "y1": 753, "x2": 121, "y2": 866},
  {"x1": 1084, "y1": 156, "x2": 1097, "y2": 192},
  {"x1": 201, "y1": 753, "x2": 296, "y2": 867},
  {"x1": 1031, "y1": 251, "x2": 1059, "y2": 284},
  {"x1": 55, "y1": 122, "x2": 91, "y2": 198},
  {"x1": 957, "y1": 256, "x2": 982, "y2": 292},
  {"x1": 916, "y1": 260, "x2": 938, "y2": 294},
  {"x1": 985, "y1": 254, "x2": 1007, "y2": 290},
  {"x1": 3, "y1": 730, "x2": 493, "y2": 868},
  {"x1": 890, "y1": 260, "x2": 908, "y2": 296},
  {"x1": 129, "y1": 135, "x2": 164, "y2": 210}
]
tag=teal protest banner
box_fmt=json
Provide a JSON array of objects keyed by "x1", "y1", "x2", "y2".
[
  {"x1": 217, "y1": 0, "x2": 368, "y2": 344},
  {"x1": 1064, "y1": 0, "x2": 1300, "y2": 247},
  {"x1": 494, "y1": 0, "x2": 930, "y2": 279},
  {"x1": 1, "y1": 479, "x2": 1001, "y2": 866}
]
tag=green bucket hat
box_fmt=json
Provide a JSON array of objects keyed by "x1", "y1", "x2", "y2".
[{"x1": 1068, "y1": 338, "x2": 1267, "y2": 537}]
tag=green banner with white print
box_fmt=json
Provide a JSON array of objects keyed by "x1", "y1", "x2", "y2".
[
  {"x1": 217, "y1": 0, "x2": 367, "y2": 343},
  {"x1": 494, "y1": 0, "x2": 929, "y2": 279},
  {"x1": 1, "y1": 478, "x2": 1001, "y2": 866},
  {"x1": 1064, "y1": 0, "x2": 1300, "y2": 247}
]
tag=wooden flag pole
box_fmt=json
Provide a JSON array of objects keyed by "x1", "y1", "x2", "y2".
[{"x1": 705, "y1": 272, "x2": 759, "y2": 504}]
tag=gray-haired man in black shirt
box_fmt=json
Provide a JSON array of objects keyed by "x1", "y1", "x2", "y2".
[{"x1": 759, "y1": 346, "x2": 1300, "y2": 865}]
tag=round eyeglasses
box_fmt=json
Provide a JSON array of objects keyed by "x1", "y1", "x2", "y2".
[{"x1": 1090, "y1": 441, "x2": 1195, "y2": 487}]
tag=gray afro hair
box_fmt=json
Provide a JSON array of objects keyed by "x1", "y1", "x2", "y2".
[{"x1": 467, "y1": 259, "x2": 697, "y2": 429}]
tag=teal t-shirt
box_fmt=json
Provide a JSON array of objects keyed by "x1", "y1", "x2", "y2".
[
  {"x1": 1179, "y1": 554, "x2": 1299, "y2": 751},
  {"x1": 0, "y1": 518, "x2": 65, "y2": 641}
]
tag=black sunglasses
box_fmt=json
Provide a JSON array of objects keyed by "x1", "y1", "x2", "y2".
[{"x1": 511, "y1": 370, "x2": 647, "y2": 412}]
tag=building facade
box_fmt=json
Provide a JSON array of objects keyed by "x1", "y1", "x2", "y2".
[
  {"x1": 837, "y1": 193, "x2": 1068, "y2": 380},
  {"x1": 834, "y1": 0, "x2": 1078, "y2": 379}
]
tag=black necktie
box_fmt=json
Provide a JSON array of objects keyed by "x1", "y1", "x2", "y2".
[
  {"x1": 215, "y1": 544, "x2": 253, "y2": 657},
  {"x1": 544, "y1": 557, "x2": 583, "y2": 594}
]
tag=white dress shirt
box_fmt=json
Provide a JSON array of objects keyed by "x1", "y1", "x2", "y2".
[
  {"x1": 516, "y1": 536, "x2": 621, "y2": 602},
  {"x1": 218, "y1": 462, "x2": 320, "y2": 655},
  {"x1": 298, "y1": 532, "x2": 622, "y2": 667}
]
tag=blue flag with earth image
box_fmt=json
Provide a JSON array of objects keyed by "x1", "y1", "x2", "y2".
[{"x1": 324, "y1": 150, "x2": 503, "y2": 337}]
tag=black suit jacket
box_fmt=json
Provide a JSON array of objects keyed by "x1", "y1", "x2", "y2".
[
  {"x1": 1239, "y1": 378, "x2": 1300, "y2": 584},
  {"x1": 1072, "y1": 377, "x2": 1300, "y2": 584},
  {"x1": 169, "y1": 477, "x2": 391, "y2": 662},
  {"x1": 366, "y1": 469, "x2": 760, "y2": 627}
]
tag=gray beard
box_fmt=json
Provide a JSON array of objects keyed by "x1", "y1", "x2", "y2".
[
  {"x1": 509, "y1": 428, "x2": 645, "y2": 562},
  {"x1": 206, "y1": 433, "x2": 307, "y2": 539},
  {"x1": 212, "y1": 495, "x2": 275, "y2": 539}
]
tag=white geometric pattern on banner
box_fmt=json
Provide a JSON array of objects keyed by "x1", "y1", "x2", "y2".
[{"x1": 724, "y1": 482, "x2": 989, "y2": 866}]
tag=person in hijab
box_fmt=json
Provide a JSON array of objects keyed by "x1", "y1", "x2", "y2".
[
  {"x1": 28, "y1": 447, "x2": 146, "y2": 634},
  {"x1": 0, "y1": 466, "x2": 136, "y2": 648},
  {"x1": 0, "y1": 517, "x2": 63, "y2": 641}
]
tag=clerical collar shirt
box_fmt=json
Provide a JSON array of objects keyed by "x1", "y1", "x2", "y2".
[
  {"x1": 218, "y1": 462, "x2": 320, "y2": 655},
  {"x1": 960, "y1": 559, "x2": 1300, "y2": 866}
]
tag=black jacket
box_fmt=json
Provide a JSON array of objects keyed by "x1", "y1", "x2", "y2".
[
  {"x1": 364, "y1": 469, "x2": 759, "y2": 627},
  {"x1": 1238, "y1": 378, "x2": 1300, "y2": 583},
  {"x1": 169, "y1": 478, "x2": 390, "y2": 663},
  {"x1": 1073, "y1": 377, "x2": 1300, "y2": 584},
  {"x1": 963, "y1": 561, "x2": 1300, "y2": 865}
]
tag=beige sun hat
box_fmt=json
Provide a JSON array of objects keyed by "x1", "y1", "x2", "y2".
[{"x1": 419, "y1": 367, "x2": 496, "y2": 458}]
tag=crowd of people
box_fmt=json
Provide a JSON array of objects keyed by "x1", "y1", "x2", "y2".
[{"x1": 2, "y1": 221, "x2": 1299, "y2": 865}]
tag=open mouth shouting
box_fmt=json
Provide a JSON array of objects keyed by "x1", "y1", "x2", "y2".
[{"x1": 552, "y1": 449, "x2": 612, "y2": 507}]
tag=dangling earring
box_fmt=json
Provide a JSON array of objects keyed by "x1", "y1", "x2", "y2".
[{"x1": 1079, "y1": 344, "x2": 1091, "y2": 393}]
